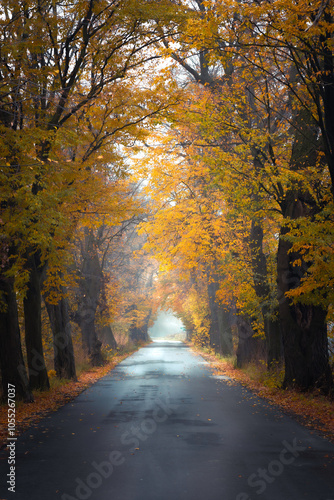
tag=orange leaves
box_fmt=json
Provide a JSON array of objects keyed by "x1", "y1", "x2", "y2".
[
  {"x1": 0, "y1": 0, "x2": 184, "y2": 312},
  {"x1": 283, "y1": 206, "x2": 334, "y2": 314}
]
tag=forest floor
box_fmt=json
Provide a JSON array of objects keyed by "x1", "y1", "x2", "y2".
[
  {"x1": 0, "y1": 343, "x2": 145, "y2": 449},
  {"x1": 191, "y1": 344, "x2": 334, "y2": 444}
]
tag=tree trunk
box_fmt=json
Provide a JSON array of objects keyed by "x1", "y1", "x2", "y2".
[
  {"x1": 128, "y1": 324, "x2": 150, "y2": 343},
  {"x1": 217, "y1": 304, "x2": 234, "y2": 356},
  {"x1": 277, "y1": 198, "x2": 333, "y2": 393},
  {"x1": 97, "y1": 273, "x2": 118, "y2": 351},
  {"x1": 76, "y1": 230, "x2": 103, "y2": 366},
  {"x1": 99, "y1": 325, "x2": 117, "y2": 350},
  {"x1": 235, "y1": 316, "x2": 263, "y2": 368},
  {"x1": 24, "y1": 253, "x2": 50, "y2": 390},
  {"x1": 45, "y1": 295, "x2": 77, "y2": 380},
  {"x1": 249, "y1": 220, "x2": 283, "y2": 367},
  {"x1": 208, "y1": 285, "x2": 221, "y2": 352},
  {"x1": 179, "y1": 315, "x2": 195, "y2": 342},
  {"x1": 208, "y1": 278, "x2": 233, "y2": 356},
  {"x1": 77, "y1": 298, "x2": 103, "y2": 366},
  {"x1": 276, "y1": 106, "x2": 333, "y2": 394},
  {"x1": 0, "y1": 274, "x2": 33, "y2": 402},
  {"x1": 263, "y1": 310, "x2": 282, "y2": 368},
  {"x1": 128, "y1": 306, "x2": 151, "y2": 343},
  {"x1": 186, "y1": 326, "x2": 194, "y2": 342}
]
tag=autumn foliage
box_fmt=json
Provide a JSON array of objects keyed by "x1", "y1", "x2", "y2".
[{"x1": 1, "y1": 0, "x2": 334, "y2": 407}]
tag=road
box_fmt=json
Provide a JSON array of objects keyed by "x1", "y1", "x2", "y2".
[{"x1": 0, "y1": 340, "x2": 333, "y2": 500}]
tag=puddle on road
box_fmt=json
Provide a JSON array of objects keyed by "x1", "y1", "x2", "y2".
[{"x1": 210, "y1": 375, "x2": 231, "y2": 381}]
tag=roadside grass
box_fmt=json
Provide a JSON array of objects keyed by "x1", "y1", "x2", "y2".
[
  {"x1": 0, "y1": 341, "x2": 149, "y2": 448},
  {"x1": 190, "y1": 344, "x2": 334, "y2": 444},
  {"x1": 240, "y1": 359, "x2": 285, "y2": 390}
]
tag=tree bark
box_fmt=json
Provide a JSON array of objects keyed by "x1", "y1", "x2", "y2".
[
  {"x1": 0, "y1": 274, "x2": 33, "y2": 402},
  {"x1": 218, "y1": 305, "x2": 234, "y2": 356},
  {"x1": 249, "y1": 220, "x2": 283, "y2": 367},
  {"x1": 276, "y1": 107, "x2": 333, "y2": 394},
  {"x1": 76, "y1": 230, "x2": 103, "y2": 366},
  {"x1": 45, "y1": 295, "x2": 77, "y2": 380},
  {"x1": 76, "y1": 293, "x2": 103, "y2": 366},
  {"x1": 24, "y1": 253, "x2": 50, "y2": 390},
  {"x1": 99, "y1": 325, "x2": 117, "y2": 350},
  {"x1": 235, "y1": 316, "x2": 263, "y2": 368},
  {"x1": 79, "y1": 309, "x2": 103, "y2": 366},
  {"x1": 207, "y1": 279, "x2": 233, "y2": 356},
  {"x1": 208, "y1": 280, "x2": 221, "y2": 352},
  {"x1": 277, "y1": 194, "x2": 333, "y2": 393},
  {"x1": 97, "y1": 272, "x2": 118, "y2": 351}
]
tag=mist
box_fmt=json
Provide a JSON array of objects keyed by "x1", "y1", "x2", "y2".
[{"x1": 148, "y1": 310, "x2": 186, "y2": 340}]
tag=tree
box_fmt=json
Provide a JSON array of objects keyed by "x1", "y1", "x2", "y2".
[
  {"x1": 136, "y1": 126, "x2": 243, "y2": 354},
  {"x1": 0, "y1": 0, "x2": 182, "y2": 392},
  {"x1": 0, "y1": 274, "x2": 33, "y2": 402},
  {"x1": 44, "y1": 288, "x2": 77, "y2": 380},
  {"x1": 154, "y1": 3, "x2": 284, "y2": 366},
  {"x1": 150, "y1": 0, "x2": 333, "y2": 392},
  {"x1": 118, "y1": 230, "x2": 157, "y2": 344}
]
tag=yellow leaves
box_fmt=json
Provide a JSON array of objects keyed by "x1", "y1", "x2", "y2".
[
  {"x1": 284, "y1": 206, "x2": 334, "y2": 313},
  {"x1": 43, "y1": 263, "x2": 77, "y2": 306},
  {"x1": 182, "y1": 283, "x2": 211, "y2": 347},
  {"x1": 130, "y1": 72, "x2": 279, "y2": 332}
]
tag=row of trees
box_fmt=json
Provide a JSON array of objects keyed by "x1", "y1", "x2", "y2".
[
  {"x1": 0, "y1": 0, "x2": 177, "y2": 401},
  {"x1": 137, "y1": 0, "x2": 334, "y2": 394},
  {"x1": 1, "y1": 0, "x2": 333, "y2": 402}
]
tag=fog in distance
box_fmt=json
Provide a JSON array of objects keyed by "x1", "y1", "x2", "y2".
[{"x1": 149, "y1": 310, "x2": 186, "y2": 340}]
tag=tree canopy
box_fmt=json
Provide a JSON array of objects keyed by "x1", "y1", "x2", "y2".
[{"x1": 1, "y1": 0, "x2": 333, "y2": 400}]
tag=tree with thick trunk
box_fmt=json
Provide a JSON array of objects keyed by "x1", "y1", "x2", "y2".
[
  {"x1": 207, "y1": 278, "x2": 233, "y2": 356},
  {"x1": 99, "y1": 325, "x2": 117, "y2": 351},
  {"x1": 277, "y1": 111, "x2": 333, "y2": 394},
  {"x1": 277, "y1": 192, "x2": 333, "y2": 394},
  {"x1": 75, "y1": 229, "x2": 104, "y2": 366},
  {"x1": 235, "y1": 316, "x2": 264, "y2": 368},
  {"x1": 23, "y1": 253, "x2": 50, "y2": 390},
  {"x1": 249, "y1": 220, "x2": 282, "y2": 368},
  {"x1": 44, "y1": 293, "x2": 77, "y2": 380},
  {"x1": 0, "y1": 274, "x2": 33, "y2": 402}
]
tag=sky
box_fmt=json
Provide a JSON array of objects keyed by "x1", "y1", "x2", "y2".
[{"x1": 148, "y1": 310, "x2": 186, "y2": 340}]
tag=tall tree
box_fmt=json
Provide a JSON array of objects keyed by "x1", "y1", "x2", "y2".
[
  {"x1": 0, "y1": 0, "x2": 181, "y2": 389},
  {"x1": 151, "y1": 0, "x2": 333, "y2": 392}
]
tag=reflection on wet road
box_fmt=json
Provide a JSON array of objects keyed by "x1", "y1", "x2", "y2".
[{"x1": 0, "y1": 341, "x2": 333, "y2": 500}]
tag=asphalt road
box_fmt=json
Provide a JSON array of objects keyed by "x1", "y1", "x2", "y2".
[{"x1": 0, "y1": 340, "x2": 333, "y2": 500}]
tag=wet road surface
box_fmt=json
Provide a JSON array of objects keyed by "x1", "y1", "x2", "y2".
[{"x1": 0, "y1": 340, "x2": 333, "y2": 500}]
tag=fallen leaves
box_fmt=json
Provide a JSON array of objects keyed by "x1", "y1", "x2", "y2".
[
  {"x1": 191, "y1": 345, "x2": 334, "y2": 444},
  {"x1": 0, "y1": 351, "x2": 133, "y2": 449}
]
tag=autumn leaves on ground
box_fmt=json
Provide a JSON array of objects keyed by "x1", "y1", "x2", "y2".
[
  {"x1": 192, "y1": 347, "x2": 334, "y2": 444},
  {"x1": 1, "y1": 0, "x2": 334, "y2": 448},
  {"x1": 1, "y1": 340, "x2": 332, "y2": 450},
  {"x1": 0, "y1": 340, "x2": 147, "y2": 449}
]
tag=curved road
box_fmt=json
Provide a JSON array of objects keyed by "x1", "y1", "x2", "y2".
[{"x1": 0, "y1": 341, "x2": 333, "y2": 500}]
